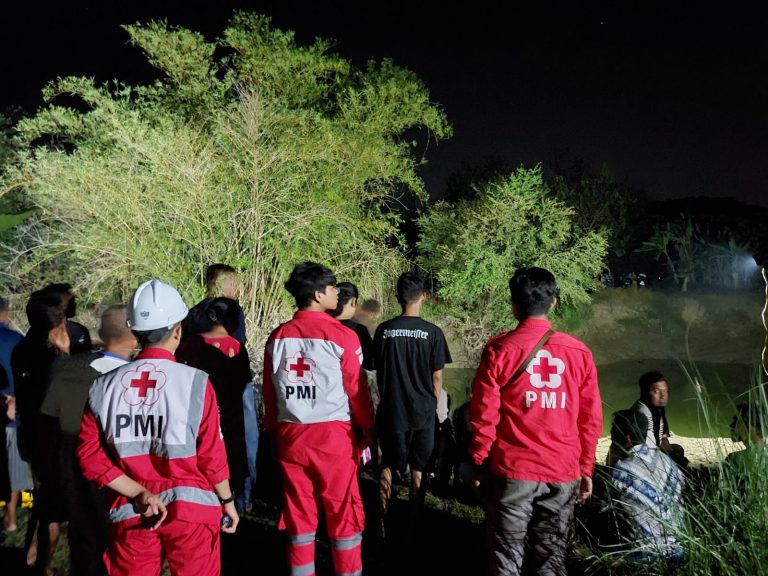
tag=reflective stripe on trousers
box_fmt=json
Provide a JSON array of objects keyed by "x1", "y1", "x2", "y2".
[
  {"x1": 288, "y1": 532, "x2": 316, "y2": 576},
  {"x1": 331, "y1": 532, "x2": 362, "y2": 576}
]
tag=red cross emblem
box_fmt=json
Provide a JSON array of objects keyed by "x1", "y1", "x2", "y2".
[
  {"x1": 130, "y1": 372, "x2": 158, "y2": 397},
  {"x1": 526, "y1": 350, "x2": 565, "y2": 389},
  {"x1": 533, "y1": 357, "x2": 558, "y2": 380},
  {"x1": 285, "y1": 353, "x2": 316, "y2": 384},
  {"x1": 121, "y1": 363, "x2": 167, "y2": 406}
]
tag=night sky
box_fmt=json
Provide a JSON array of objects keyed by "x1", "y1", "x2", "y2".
[{"x1": 2, "y1": 1, "x2": 767, "y2": 206}]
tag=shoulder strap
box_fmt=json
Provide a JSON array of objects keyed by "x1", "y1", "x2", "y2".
[{"x1": 500, "y1": 329, "x2": 554, "y2": 393}]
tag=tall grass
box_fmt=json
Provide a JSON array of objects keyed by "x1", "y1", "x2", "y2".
[
  {"x1": 583, "y1": 364, "x2": 768, "y2": 576},
  {"x1": 672, "y1": 268, "x2": 768, "y2": 576},
  {"x1": 673, "y1": 368, "x2": 768, "y2": 576}
]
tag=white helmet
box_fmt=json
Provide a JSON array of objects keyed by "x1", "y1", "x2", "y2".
[{"x1": 127, "y1": 279, "x2": 188, "y2": 331}]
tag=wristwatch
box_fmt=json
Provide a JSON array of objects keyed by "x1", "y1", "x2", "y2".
[{"x1": 219, "y1": 494, "x2": 235, "y2": 505}]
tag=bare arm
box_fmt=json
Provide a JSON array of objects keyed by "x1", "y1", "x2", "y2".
[
  {"x1": 432, "y1": 369, "x2": 443, "y2": 399},
  {"x1": 213, "y1": 479, "x2": 239, "y2": 534},
  {"x1": 4, "y1": 394, "x2": 15, "y2": 421}
]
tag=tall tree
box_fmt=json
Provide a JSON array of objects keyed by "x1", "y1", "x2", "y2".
[
  {"x1": 551, "y1": 164, "x2": 639, "y2": 259},
  {"x1": 0, "y1": 14, "x2": 450, "y2": 347},
  {"x1": 417, "y1": 166, "x2": 607, "y2": 331}
]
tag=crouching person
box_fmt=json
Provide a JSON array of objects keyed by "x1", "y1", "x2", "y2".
[
  {"x1": 77, "y1": 279, "x2": 238, "y2": 576},
  {"x1": 607, "y1": 408, "x2": 684, "y2": 563},
  {"x1": 263, "y1": 262, "x2": 374, "y2": 576}
]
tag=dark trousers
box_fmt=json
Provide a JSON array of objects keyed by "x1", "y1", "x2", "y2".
[
  {"x1": 61, "y1": 434, "x2": 109, "y2": 576},
  {"x1": 486, "y1": 475, "x2": 579, "y2": 576}
]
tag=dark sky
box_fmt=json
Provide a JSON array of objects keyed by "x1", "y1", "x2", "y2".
[{"x1": 3, "y1": 1, "x2": 768, "y2": 206}]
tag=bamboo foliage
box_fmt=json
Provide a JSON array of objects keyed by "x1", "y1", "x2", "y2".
[{"x1": 0, "y1": 14, "x2": 450, "y2": 351}]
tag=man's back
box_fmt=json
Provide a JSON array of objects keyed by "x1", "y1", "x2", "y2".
[
  {"x1": 263, "y1": 310, "x2": 374, "y2": 434},
  {"x1": 469, "y1": 318, "x2": 602, "y2": 483},
  {"x1": 78, "y1": 349, "x2": 228, "y2": 526},
  {"x1": 41, "y1": 352, "x2": 126, "y2": 435},
  {"x1": 374, "y1": 315, "x2": 452, "y2": 433},
  {"x1": 470, "y1": 266, "x2": 602, "y2": 576}
]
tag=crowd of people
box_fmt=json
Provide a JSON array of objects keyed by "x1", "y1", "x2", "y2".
[{"x1": 0, "y1": 263, "x2": 760, "y2": 575}]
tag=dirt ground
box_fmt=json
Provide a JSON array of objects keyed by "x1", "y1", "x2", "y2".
[{"x1": 1, "y1": 478, "x2": 488, "y2": 576}]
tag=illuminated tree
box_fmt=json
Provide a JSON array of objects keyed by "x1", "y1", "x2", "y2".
[
  {"x1": 0, "y1": 14, "x2": 450, "y2": 346},
  {"x1": 417, "y1": 166, "x2": 607, "y2": 330}
]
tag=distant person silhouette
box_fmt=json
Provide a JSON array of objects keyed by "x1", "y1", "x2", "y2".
[{"x1": 353, "y1": 298, "x2": 381, "y2": 338}]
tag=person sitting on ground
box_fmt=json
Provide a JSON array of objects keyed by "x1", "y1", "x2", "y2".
[
  {"x1": 605, "y1": 408, "x2": 685, "y2": 563},
  {"x1": 725, "y1": 402, "x2": 766, "y2": 476},
  {"x1": 607, "y1": 371, "x2": 688, "y2": 469}
]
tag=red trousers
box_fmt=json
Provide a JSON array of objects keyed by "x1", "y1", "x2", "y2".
[
  {"x1": 105, "y1": 520, "x2": 220, "y2": 576},
  {"x1": 278, "y1": 421, "x2": 364, "y2": 576}
]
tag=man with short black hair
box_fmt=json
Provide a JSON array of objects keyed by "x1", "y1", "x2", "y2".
[
  {"x1": 263, "y1": 262, "x2": 374, "y2": 576},
  {"x1": 77, "y1": 279, "x2": 238, "y2": 576},
  {"x1": 468, "y1": 267, "x2": 602, "y2": 576},
  {"x1": 607, "y1": 371, "x2": 688, "y2": 469},
  {"x1": 374, "y1": 271, "x2": 452, "y2": 533}
]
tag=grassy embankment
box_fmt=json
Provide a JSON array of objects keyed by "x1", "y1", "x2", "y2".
[{"x1": 443, "y1": 287, "x2": 764, "y2": 437}]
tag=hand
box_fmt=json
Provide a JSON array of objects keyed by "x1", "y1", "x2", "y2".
[
  {"x1": 48, "y1": 324, "x2": 71, "y2": 355},
  {"x1": 577, "y1": 475, "x2": 593, "y2": 505},
  {"x1": 4, "y1": 395, "x2": 15, "y2": 421},
  {"x1": 221, "y1": 502, "x2": 239, "y2": 534},
  {"x1": 134, "y1": 489, "x2": 168, "y2": 530},
  {"x1": 458, "y1": 461, "x2": 484, "y2": 491},
  {"x1": 361, "y1": 428, "x2": 375, "y2": 448}
]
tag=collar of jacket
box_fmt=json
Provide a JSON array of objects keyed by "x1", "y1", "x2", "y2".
[
  {"x1": 292, "y1": 310, "x2": 338, "y2": 322},
  {"x1": 136, "y1": 347, "x2": 176, "y2": 361},
  {"x1": 514, "y1": 317, "x2": 553, "y2": 333}
]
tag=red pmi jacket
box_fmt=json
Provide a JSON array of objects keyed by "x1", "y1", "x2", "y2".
[
  {"x1": 77, "y1": 347, "x2": 229, "y2": 526},
  {"x1": 469, "y1": 318, "x2": 602, "y2": 483},
  {"x1": 263, "y1": 310, "x2": 374, "y2": 433}
]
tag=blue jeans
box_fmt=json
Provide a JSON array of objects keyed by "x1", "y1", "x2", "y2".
[{"x1": 237, "y1": 383, "x2": 260, "y2": 510}]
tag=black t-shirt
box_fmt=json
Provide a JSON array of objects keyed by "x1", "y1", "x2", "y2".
[
  {"x1": 341, "y1": 319, "x2": 375, "y2": 371},
  {"x1": 373, "y1": 315, "x2": 452, "y2": 433}
]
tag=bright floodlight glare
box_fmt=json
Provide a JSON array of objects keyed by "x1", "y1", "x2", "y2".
[{"x1": 741, "y1": 255, "x2": 761, "y2": 271}]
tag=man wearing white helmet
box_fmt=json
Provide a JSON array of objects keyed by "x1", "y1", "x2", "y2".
[{"x1": 77, "y1": 279, "x2": 238, "y2": 576}]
